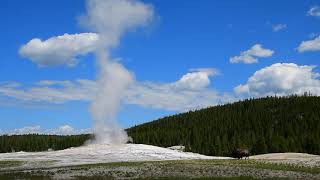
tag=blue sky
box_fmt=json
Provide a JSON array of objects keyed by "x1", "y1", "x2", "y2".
[{"x1": 0, "y1": 0, "x2": 320, "y2": 134}]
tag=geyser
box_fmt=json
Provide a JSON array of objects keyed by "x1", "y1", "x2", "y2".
[{"x1": 80, "y1": 0, "x2": 153, "y2": 144}]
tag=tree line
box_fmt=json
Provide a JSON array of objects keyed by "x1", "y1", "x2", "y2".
[
  {"x1": 0, "y1": 95, "x2": 319, "y2": 156},
  {"x1": 0, "y1": 134, "x2": 92, "y2": 153},
  {"x1": 127, "y1": 95, "x2": 320, "y2": 156}
]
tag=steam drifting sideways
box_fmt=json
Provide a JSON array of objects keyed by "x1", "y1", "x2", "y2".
[{"x1": 80, "y1": 0, "x2": 154, "y2": 144}]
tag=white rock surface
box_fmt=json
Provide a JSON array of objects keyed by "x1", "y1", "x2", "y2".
[
  {"x1": 0, "y1": 144, "x2": 230, "y2": 168},
  {"x1": 251, "y1": 153, "x2": 320, "y2": 168}
]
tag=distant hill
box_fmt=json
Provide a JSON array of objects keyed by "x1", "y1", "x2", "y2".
[
  {"x1": 1, "y1": 95, "x2": 319, "y2": 156},
  {"x1": 127, "y1": 95, "x2": 320, "y2": 156}
]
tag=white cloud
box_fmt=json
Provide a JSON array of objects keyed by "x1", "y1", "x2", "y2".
[
  {"x1": 126, "y1": 83, "x2": 232, "y2": 111},
  {"x1": 19, "y1": 33, "x2": 99, "y2": 67},
  {"x1": 272, "y1": 24, "x2": 287, "y2": 32},
  {"x1": 308, "y1": 6, "x2": 320, "y2": 17},
  {"x1": 173, "y1": 68, "x2": 219, "y2": 90},
  {"x1": 235, "y1": 63, "x2": 320, "y2": 97},
  {"x1": 125, "y1": 69, "x2": 232, "y2": 111},
  {"x1": 0, "y1": 125, "x2": 91, "y2": 135},
  {"x1": 230, "y1": 54, "x2": 257, "y2": 64},
  {"x1": 297, "y1": 36, "x2": 320, "y2": 52},
  {"x1": 234, "y1": 84, "x2": 249, "y2": 95},
  {"x1": 11, "y1": 125, "x2": 42, "y2": 135},
  {"x1": 0, "y1": 79, "x2": 96, "y2": 103},
  {"x1": 57, "y1": 125, "x2": 74, "y2": 134},
  {"x1": 230, "y1": 44, "x2": 274, "y2": 64},
  {"x1": 0, "y1": 69, "x2": 234, "y2": 111}
]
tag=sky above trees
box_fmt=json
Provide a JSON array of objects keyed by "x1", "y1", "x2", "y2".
[{"x1": 0, "y1": 0, "x2": 319, "y2": 134}]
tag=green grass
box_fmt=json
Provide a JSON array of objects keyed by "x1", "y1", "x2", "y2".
[
  {"x1": 71, "y1": 176, "x2": 288, "y2": 180},
  {"x1": 0, "y1": 160, "x2": 24, "y2": 168},
  {"x1": 45, "y1": 175, "x2": 262, "y2": 180},
  {"x1": 0, "y1": 159, "x2": 318, "y2": 179},
  {"x1": 242, "y1": 161, "x2": 320, "y2": 174},
  {"x1": 55, "y1": 159, "x2": 320, "y2": 174},
  {"x1": 184, "y1": 159, "x2": 320, "y2": 174},
  {"x1": 0, "y1": 172, "x2": 49, "y2": 180},
  {"x1": 126, "y1": 176, "x2": 290, "y2": 180},
  {"x1": 73, "y1": 161, "x2": 146, "y2": 168}
]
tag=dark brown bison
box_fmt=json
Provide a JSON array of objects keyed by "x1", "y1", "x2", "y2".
[{"x1": 232, "y1": 148, "x2": 249, "y2": 159}]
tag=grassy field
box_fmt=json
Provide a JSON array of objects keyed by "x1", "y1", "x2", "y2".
[
  {"x1": 0, "y1": 160, "x2": 24, "y2": 168},
  {"x1": 0, "y1": 159, "x2": 319, "y2": 179}
]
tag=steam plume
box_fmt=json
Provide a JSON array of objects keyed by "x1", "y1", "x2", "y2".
[{"x1": 80, "y1": 0, "x2": 153, "y2": 144}]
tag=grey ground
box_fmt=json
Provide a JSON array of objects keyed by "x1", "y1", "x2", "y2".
[{"x1": 1, "y1": 159, "x2": 320, "y2": 179}]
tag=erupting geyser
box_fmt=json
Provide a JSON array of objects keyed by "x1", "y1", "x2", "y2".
[
  {"x1": 80, "y1": 0, "x2": 154, "y2": 144},
  {"x1": 90, "y1": 51, "x2": 133, "y2": 144}
]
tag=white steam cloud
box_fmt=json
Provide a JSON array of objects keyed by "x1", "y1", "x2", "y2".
[{"x1": 80, "y1": 0, "x2": 154, "y2": 144}]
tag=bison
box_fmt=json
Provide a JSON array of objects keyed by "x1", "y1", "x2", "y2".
[{"x1": 232, "y1": 148, "x2": 249, "y2": 159}]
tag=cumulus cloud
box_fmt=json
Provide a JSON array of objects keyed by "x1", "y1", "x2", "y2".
[
  {"x1": 234, "y1": 84, "x2": 249, "y2": 95},
  {"x1": 272, "y1": 24, "x2": 287, "y2": 32},
  {"x1": 0, "y1": 69, "x2": 233, "y2": 111},
  {"x1": 56, "y1": 125, "x2": 75, "y2": 134},
  {"x1": 0, "y1": 125, "x2": 91, "y2": 135},
  {"x1": 297, "y1": 36, "x2": 320, "y2": 52},
  {"x1": 19, "y1": 33, "x2": 99, "y2": 67},
  {"x1": 235, "y1": 63, "x2": 320, "y2": 97},
  {"x1": 230, "y1": 44, "x2": 274, "y2": 64},
  {"x1": 173, "y1": 68, "x2": 219, "y2": 90},
  {"x1": 307, "y1": 6, "x2": 320, "y2": 17}
]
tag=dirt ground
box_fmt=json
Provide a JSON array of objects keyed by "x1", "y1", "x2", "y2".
[{"x1": 1, "y1": 158, "x2": 320, "y2": 179}]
